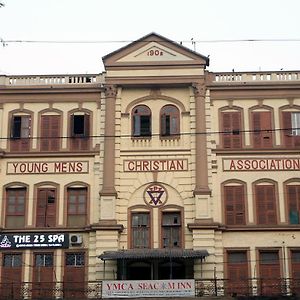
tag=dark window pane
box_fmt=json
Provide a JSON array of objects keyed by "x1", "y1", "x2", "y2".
[
  {"x1": 73, "y1": 115, "x2": 85, "y2": 135},
  {"x1": 228, "y1": 251, "x2": 247, "y2": 263}
]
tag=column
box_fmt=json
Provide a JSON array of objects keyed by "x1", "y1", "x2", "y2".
[{"x1": 192, "y1": 82, "x2": 210, "y2": 195}]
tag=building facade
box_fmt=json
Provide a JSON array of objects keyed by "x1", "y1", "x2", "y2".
[{"x1": 0, "y1": 33, "x2": 300, "y2": 297}]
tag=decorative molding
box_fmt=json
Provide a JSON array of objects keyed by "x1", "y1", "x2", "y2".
[{"x1": 104, "y1": 84, "x2": 117, "y2": 98}]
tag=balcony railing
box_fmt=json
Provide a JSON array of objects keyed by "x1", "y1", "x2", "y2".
[
  {"x1": 0, "y1": 74, "x2": 105, "y2": 86},
  {"x1": 1, "y1": 278, "x2": 299, "y2": 299},
  {"x1": 213, "y1": 71, "x2": 300, "y2": 83}
]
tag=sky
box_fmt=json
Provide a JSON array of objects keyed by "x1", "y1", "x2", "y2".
[{"x1": 0, "y1": 0, "x2": 300, "y2": 75}]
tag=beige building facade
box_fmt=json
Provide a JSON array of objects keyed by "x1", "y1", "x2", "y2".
[{"x1": 0, "y1": 33, "x2": 300, "y2": 297}]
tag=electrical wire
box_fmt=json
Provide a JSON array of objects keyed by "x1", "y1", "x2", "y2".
[
  {"x1": 0, "y1": 127, "x2": 299, "y2": 140},
  {"x1": 1, "y1": 38, "x2": 300, "y2": 45}
]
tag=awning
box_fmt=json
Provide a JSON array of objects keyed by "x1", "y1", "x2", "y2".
[{"x1": 98, "y1": 248, "x2": 209, "y2": 261}]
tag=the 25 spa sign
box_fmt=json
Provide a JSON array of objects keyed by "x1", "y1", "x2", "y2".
[
  {"x1": 0, "y1": 233, "x2": 69, "y2": 249},
  {"x1": 102, "y1": 280, "x2": 195, "y2": 298}
]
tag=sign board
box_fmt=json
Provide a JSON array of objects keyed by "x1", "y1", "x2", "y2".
[
  {"x1": 102, "y1": 280, "x2": 195, "y2": 298},
  {"x1": 223, "y1": 158, "x2": 300, "y2": 171},
  {"x1": 0, "y1": 233, "x2": 69, "y2": 249},
  {"x1": 7, "y1": 161, "x2": 89, "y2": 174},
  {"x1": 123, "y1": 159, "x2": 188, "y2": 172}
]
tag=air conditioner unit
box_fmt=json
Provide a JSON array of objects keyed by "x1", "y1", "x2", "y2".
[{"x1": 70, "y1": 234, "x2": 83, "y2": 245}]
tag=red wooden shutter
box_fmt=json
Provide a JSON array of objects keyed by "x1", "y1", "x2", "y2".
[
  {"x1": 36, "y1": 188, "x2": 56, "y2": 227},
  {"x1": 32, "y1": 254, "x2": 54, "y2": 299},
  {"x1": 259, "y1": 251, "x2": 281, "y2": 295},
  {"x1": 256, "y1": 185, "x2": 277, "y2": 225},
  {"x1": 225, "y1": 186, "x2": 245, "y2": 225},
  {"x1": 252, "y1": 112, "x2": 272, "y2": 148},
  {"x1": 282, "y1": 112, "x2": 293, "y2": 147},
  {"x1": 227, "y1": 251, "x2": 249, "y2": 296},
  {"x1": 222, "y1": 112, "x2": 242, "y2": 149},
  {"x1": 41, "y1": 115, "x2": 60, "y2": 151}
]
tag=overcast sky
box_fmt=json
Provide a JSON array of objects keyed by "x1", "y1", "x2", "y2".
[{"x1": 0, "y1": 0, "x2": 299, "y2": 75}]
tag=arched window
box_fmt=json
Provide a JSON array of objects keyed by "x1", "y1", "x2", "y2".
[
  {"x1": 160, "y1": 105, "x2": 180, "y2": 137},
  {"x1": 69, "y1": 111, "x2": 91, "y2": 150},
  {"x1": 67, "y1": 185, "x2": 88, "y2": 227},
  {"x1": 40, "y1": 112, "x2": 61, "y2": 151},
  {"x1": 254, "y1": 181, "x2": 278, "y2": 225},
  {"x1": 281, "y1": 109, "x2": 300, "y2": 148},
  {"x1": 285, "y1": 181, "x2": 300, "y2": 224},
  {"x1": 35, "y1": 184, "x2": 58, "y2": 228},
  {"x1": 220, "y1": 109, "x2": 242, "y2": 148},
  {"x1": 223, "y1": 183, "x2": 246, "y2": 225},
  {"x1": 5, "y1": 184, "x2": 27, "y2": 228},
  {"x1": 132, "y1": 105, "x2": 151, "y2": 137},
  {"x1": 10, "y1": 112, "x2": 32, "y2": 152},
  {"x1": 250, "y1": 107, "x2": 273, "y2": 148}
]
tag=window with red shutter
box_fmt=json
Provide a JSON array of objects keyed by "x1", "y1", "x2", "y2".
[
  {"x1": 70, "y1": 113, "x2": 90, "y2": 151},
  {"x1": 282, "y1": 111, "x2": 300, "y2": 148},
  {"x1": 291, "y1": 250, "x2": 300, "y2": 295},
  {"x1": 221, "y1": 111, "x2": 242, "y2": 149},
  {"x1": 224, "y1": 185, "x2": 246, "y2": 225},
  {"x1": 252, "y1": 111, "x2": 273, "y2": 148},
  {"x1": 64, "y1": 252, "x2": 85, "y2": 299},
  {"x1": 1, "y1": 254, "x2": 22, "y2": 299},
  {"x1": 32, "y1": 253, "x2": 54, "y2": 299},
  {"x1": 10, "y1": 115, "x2": 31, "y2": 152},
  {"x1": 259, "y1": 251, "x2": 281, "y2": 295},
  {"x1": 255, "y1": 185, "x2": 277, "y2": 225},
  {"x1": 226, "y1": 251, "x2": 249, "y2": 296},
  {"x1": 287, "y1": 185, "x2": 300, "y2": 224},
  {"x1": 36, "y1": 188, "x2": 56, "y2": 227},
  {"x1": 40, "y1": 115, "x2": 61, "y2": 151}
]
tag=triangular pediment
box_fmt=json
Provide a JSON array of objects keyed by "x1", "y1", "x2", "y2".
[{"x1": 103, "y1": 32, "x2": 209, "y2": 69}]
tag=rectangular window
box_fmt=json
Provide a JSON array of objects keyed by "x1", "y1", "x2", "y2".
[
  {"x1": 1, "y1": 254, "x2": 22, "y2": 298},
  {"x1": 3, "y1": 254, "x2": 22, "y2": 267},
  {"x1": 40, "y1": 115, "x2": 61, "y2": 151},
  {"x1": 221, "y1": 111, "x2": 242, "y2": 149},
  {"x1": 32, "y1": 253, "x2": 54, "y2": 299},
  {"x1": 224, "y1": 185, "x2": 246, "y2": 225},
  {"x1": 291, "y1": 250, "x2": 300, "y2": 295},
  {"x1": 162, "y1": 212, "x2": 181, "y2": 248},
  {"x1": 35, "y1": 253, "x2": 53, "y2": 267},
  {"x1": 10, "y1": 115, "x2": 31, "y2": 151},
  {"x1": 131, "y1": 213, "x2": 150, "y2": 248},
  {"x1": 70, "y1": 114, "x2": 90, "y2": 150},
  {"x1": 226, "y1": 251, "x2": 249, "y2": 296},
  {"x1": 259, "y1": 250, "x2": 281, "y2": 295},
  {"x1": 64, "y1": 252, "x2": 85, "y2": 298},
  {"x1": 255, "y1": 185, "x2": 277, "y2": 225},
  {"x1": 67, "y1": 188, "x2": 87, "y2": 227},
  {"x1": 6, "y1": 188, "x2": 26, "y2": 228},
  {"x1": 287, "y1": 185, "x2": 300, "y2": 224},
  {"x1": 65, "y1": 253, "x2": 85, "y2": 266}
]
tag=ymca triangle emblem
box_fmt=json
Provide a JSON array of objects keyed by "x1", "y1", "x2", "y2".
[{"x1": 144, "y1": 184, "x2": 167, "y2": 207}]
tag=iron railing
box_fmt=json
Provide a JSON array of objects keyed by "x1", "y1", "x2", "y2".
[{"x1": 0, "y1": 278, "x2": 300, "y2": 299}]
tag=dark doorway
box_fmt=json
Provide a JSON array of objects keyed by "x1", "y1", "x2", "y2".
[{"x1": 127, "y1": 261, "x2": 151, "y2": 280}]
